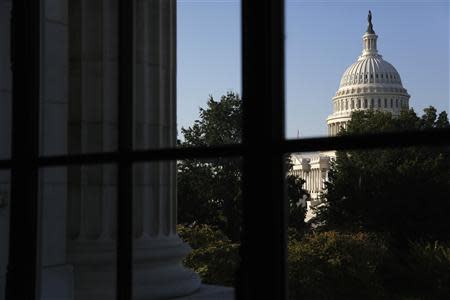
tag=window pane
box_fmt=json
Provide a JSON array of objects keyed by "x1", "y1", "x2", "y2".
[
  {"x1": 39, "y1": 0, "x2": 243, "y2": 154},
  {"x1": 285, "y1": 0, "x2": 449, "y2": 139},
  {"x1": 174, "y1": 0, "x2": 242, "y2": 149},
  {"x1": 39, "y1": 165, "x2": 117, "y2": 299},
  {"x1": 0, "y1": 170, "x2": 10, "y2": 298},
  {"x1": 287, "y1": 146, "x2": 450, "y2": 299},
  {"x1": 132, "y1": 158, "x2": 241, "y2": 298},
  {"x1": 0, "y1": 0, "x2": 12, "y2": 160}
]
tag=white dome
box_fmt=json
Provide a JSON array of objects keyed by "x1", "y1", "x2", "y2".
[
  {"x1": 326, "y1": 12, "x2": 410, "y2": 136},
  {"x1": 339, "y1": 56, "x2": 403, "y2": 88}
]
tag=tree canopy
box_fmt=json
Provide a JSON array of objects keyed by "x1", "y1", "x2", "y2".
[
  {"x1": 177, "y1": 92, "x2": 308, "y2": 240},
  {"x1": 315, "y1": 107, "x2": 450, "y2": 242}
]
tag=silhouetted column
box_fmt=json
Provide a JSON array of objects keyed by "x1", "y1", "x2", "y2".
[{"x1": 133, "y1": 1, "x2": 200, "y2": 298}]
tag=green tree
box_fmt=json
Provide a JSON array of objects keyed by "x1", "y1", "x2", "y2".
[
  {"x1": 288, "y1": 231, "x2": 388, "y2": 299},
  {"x1": 178, "y1": 224, "x2": 240, "y2": 287},
  {"x1": 178, "y1": 92, "x2": 242, "y2": 241},
  {"x1": 315, "y1": 107, "x2": 450, "y2": 242},
  {"x1": 178, "y1": 92, "x2": 308, "y2": 240},
  {"x1": 286, "y1": 157, "x2": 309, "y2": 233}
]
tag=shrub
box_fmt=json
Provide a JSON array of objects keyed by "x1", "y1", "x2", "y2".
[
  {"x1": 178, "y1": 225, "x2": 450, "y2": 298},
  {"x1": 288, "y1": 231, "x2": 387, "y2": 299},
  {"x1": 401, "y1": 241, "x2": 450, "y2": 299},
  {"x1": 178, "y1": 224, "x2": 240, "y2": 286}
]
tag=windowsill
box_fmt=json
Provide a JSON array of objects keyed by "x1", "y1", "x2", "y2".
[{"x1": 174, "y1": 284, "x2": 235, "y2": 300}]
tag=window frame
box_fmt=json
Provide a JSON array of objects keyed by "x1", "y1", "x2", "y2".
[{"x1": 3, "y1": 0, "x2": 450, "y2": 299}]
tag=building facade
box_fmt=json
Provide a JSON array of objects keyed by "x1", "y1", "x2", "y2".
[{"x1": 291, "y1": 12, "x2": 410, "y2": 217}]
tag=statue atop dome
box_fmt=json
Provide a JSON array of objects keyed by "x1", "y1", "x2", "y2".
[{"x1": 367, "y1": 10, "x2": 375, "y2": 34}]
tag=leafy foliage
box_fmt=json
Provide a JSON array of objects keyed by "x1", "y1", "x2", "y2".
[
  {"x1": 180, "y1": 223, "x2": 450, "y2": 299},
  {"x1": 288, "y1": 231, "x2": 388, "y2": 300},
  {"x1": 286, "y1": 174, "x2": 308, "y2": 233},
  {"x1": 178, "y1": 92, "x2": 308, "y2": 240},
  {"x1": 178, "y1": 92, "x2": 243, "y2": 240},
  {"x1": 380, "y1": 240, "x2": 450, "y2": 299},
  {"x1": 315, "y1": 107, "x2": 450, "y2": 242},
  {"x1": 178, "y1": 224, "x2": 240, "y2": 287},
  {"x1": 403, "y1": 241, "x2": 450, "y2": 299},
  {"x1": 180, "y1": 92, "x2": 242, "y2": 147}
]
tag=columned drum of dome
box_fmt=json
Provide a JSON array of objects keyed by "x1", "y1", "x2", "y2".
[{"x1": 327, "y1": 11, "x2": 410, "y2": 136}]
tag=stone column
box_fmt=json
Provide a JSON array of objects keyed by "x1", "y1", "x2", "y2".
[
  {"x1": 313, "y1": 169, "x2": 316, "y2": 192},
  {"x1": 66, "y1": 1, "x2": 123, "y2": 298},
  {"x1": 66, "y1": 1, "x2": 200, "y2": 299},
  {"x1": 132, "y1": 1, "x2": 200, "y2": 298}
]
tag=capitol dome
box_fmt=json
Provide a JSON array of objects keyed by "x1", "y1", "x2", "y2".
[{"x1": 327, "y1": 11, "x2": 410, "y2": 136}]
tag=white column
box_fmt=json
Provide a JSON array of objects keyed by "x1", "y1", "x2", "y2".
[
  {"x1": 313, "y1": 169, "x2": 316, "y2": 191},
  {"x1": 316, "y1": 169, "x2": 319, "y2": 192},
  {"x1": 313, "y1": 169, "x2": 317, "y2": 192},
  {"x1": 316, "y1": 169, "x2": 319, "y2": 191}
]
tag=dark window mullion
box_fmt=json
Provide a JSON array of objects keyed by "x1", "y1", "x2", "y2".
[
  {"x1": 282, "y1": 128, "x2": 450, "y2": 153},
  {"x1": 239, "y1": 0, "x2": 287, "y2": 299},
  {"x1": 6, "y1": 0, "x2": 41, "y2": 299},
  {"x1": 117, "y1": 0, "x2": 134, "y2": 299},
  {"x1": 1, "y1": 128, "x2": 449, "y2": 171}
]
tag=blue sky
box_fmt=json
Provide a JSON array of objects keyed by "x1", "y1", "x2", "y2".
[{"x1": 177, "y1": 0, "x2": 449, "y2": 138}]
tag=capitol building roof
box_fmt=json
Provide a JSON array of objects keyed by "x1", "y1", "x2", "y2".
[
  {"x1": 339, "y1": 56, "x2": 403, "y2": 88},
  {"x1": 292, "y1": 11, "x2": 413, "y2": 219},
  {"x1": 327, "y1": 11, "x2": 410, "y2": 136}
]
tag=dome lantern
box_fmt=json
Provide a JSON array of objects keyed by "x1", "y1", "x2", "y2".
[{"x1": 361, "y1": 11, "x2": 379, "y2": 59}]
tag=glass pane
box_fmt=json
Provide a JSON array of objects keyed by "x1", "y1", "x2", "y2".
[
  {"x1": 287, "y1": 145, "x2": 450, "y2": 299},
  {"x1": 39, "y1": 0, "x2": 242, "y2": 155},
  {"x1": 132, "y1": 158, "x2": 241, "y2": 298},
  {"x1": 0, "y1": 0, "x2": 12, "y2": 160},
  {"x1": 39, "y1": 165, "x2": 117, "y2": 299},
  {"x1": 40, "y1": 0, "x2": 119, "y2": 156},
  {"x1": 285, "y1": 0, "x2": 449, "y2": 139},
  {"x1": 0, "y1": 171, "x2": 10, "y2": 298},
  {"x1": 174, "y1": 0, "x2": 242, "y2": 148}
]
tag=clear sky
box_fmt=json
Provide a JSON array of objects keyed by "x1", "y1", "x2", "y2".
[{"x1": 177, "y1": 0, "x2": 449, "y2": 139}]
